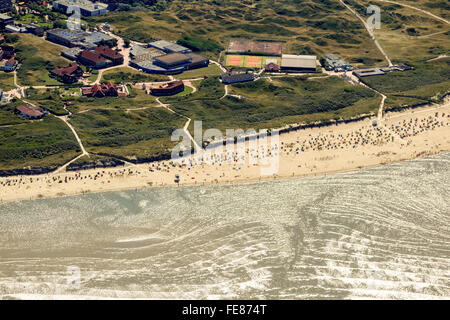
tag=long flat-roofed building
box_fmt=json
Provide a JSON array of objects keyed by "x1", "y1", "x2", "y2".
[
  {"x1": 130, "y1": 50, "x2": 209, "y2": 75},
  {"x1": 52, "y1": 0, "x2": 108, "y2": 17},
  {"x1": 220, "y1": 71, "x2": 255, "y2": 84},
  {"x1": 280, "y1": 54, "x2": 317, "y2": 73}
]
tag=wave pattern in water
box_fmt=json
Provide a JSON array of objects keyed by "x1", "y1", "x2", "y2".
[{"x1": 0, "y1": 153, "x2": 449, "y2": 299}]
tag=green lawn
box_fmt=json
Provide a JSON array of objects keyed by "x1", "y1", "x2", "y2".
[
  {"x1": 0, "y1": 73, "x2": 16, "y2": 91},
  {"x1": 102, "y1": 67, "x2": 170, "y2": 83},
  {"x1": 174, "y1": 64, "x2": 223, "y2": 80},
  {"x1": 0, "y1": 115, "x2": 80, "y2": 170},
  {"x1": 69, "y1": 107, "x2": 186, "y2": 161},
  {"x1": 163, "y1": 76, "x2": 380, "y2": 135},
  {"x1": 14, "y1": 34, "x2": 70, "y2": 86},
  {"x1": 361, "y1": 57, "x2": 450, "y2": 109}
]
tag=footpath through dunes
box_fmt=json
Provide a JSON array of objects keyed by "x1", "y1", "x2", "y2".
[
  {"x1": 0, "y1": 99, "x2": 449, "y2": 202},
  {"x1": 0, "y1": 152, "x2": 449, "y2": 299}
]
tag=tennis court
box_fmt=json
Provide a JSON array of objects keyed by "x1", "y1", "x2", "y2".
[{"x1": 226, "y1": 54, "x2": 282, "y2": 68}]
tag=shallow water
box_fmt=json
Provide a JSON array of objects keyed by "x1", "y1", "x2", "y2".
[{"x1": 0, "y1": 153, "x2": 449, "y2": 299}]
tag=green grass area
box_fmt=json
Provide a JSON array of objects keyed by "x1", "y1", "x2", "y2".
[
  {"x1": 163, "y1": 76, "x2": 379, "y2": 134},
  {"x1": 174, "y1": 64, "x2": 223, "y2": 80},
  {"x1": 361, "y1": 58, "x2": 450, "y2": 109},
  {"x1": 68, "y1": 108, "x2": 186, "y2": 160},
  {"x1": 102, "y1": 67, "x2": 170, "y2": 83},
  {"x1": 0, "y1": 101, "x2": 28, "y2": 126},
  {"x1": 348, "y1": 0, "x2": 450, "y2": 63},
  {"x1": 0, "y1": 115, "x2": 80, "y2": 170},
  {"x1": 24, "y1": 85, "x2": 159, "y2": 115},
  {"x1": 0, "y1": 72, "x2": 16, "y2": 91},
  {"x1": 14, "y1": 34, "x2": 70, "y2": 86}
]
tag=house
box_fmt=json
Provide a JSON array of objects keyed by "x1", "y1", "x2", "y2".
[
  {"x1": 50, "y1": 62, "x2": 83, "y2": 83},
  {"x1": 265, "y1": 62, "x2": 280, "y2": 73},
  {"x1": 0, "y1": 13, "x2": 13, "y2": 27},
  {"x1": 79, "y1": 50, "x2": 111, "y2": 69},
  {"x1": 16, "y1": 105, "x2": 47, "y2": 119},
  {"x1": 148, "y1": 40, "x2": 192, "y2": 54},
  {"x1": 150, "y1": 81, "x2": 184, "y2": 96},
  {"x1": 0, "y1": 57, "x2": 17, "y2": 71},
  {"x1": 82, "y1": 83, "x2": 126, "y2": 97},
  {"x1": 280, "y1": 54, "x2": 317, "y2": 73},
  {"x1": 220, "y1": 71, "x2": 255, "y2": 84},
  {"x1": 94, "y1": 45, "x2": 123, "y2": 65},
  {"x1": 52, "y1": 0, "x2": 108, "y2": 17}
]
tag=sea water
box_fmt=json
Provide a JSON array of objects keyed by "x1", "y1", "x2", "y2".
[{"x1": 0, "y1": 153, "x2": 449, "y2": 299}]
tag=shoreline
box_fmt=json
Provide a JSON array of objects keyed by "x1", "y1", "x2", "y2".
[{"x1": 1, "y1": 99, "x2": 449, "y2": 203}]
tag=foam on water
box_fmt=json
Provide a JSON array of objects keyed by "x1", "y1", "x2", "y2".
[{"x1": 0, "y1": 153, "x2": 449, "y2": 299}]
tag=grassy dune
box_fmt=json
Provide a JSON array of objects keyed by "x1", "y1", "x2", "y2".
[
  {"x1": 88, "y1": 0, "x2": 385, "y2": 66},
  {"x1": 69, "y1": 107, "x2": 187, "y2": 161}
]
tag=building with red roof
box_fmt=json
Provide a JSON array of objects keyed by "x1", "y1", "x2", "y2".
[
  {"x1": 82, "y1": 83, "x2": 127, "y2": 98},
  {"x1": 16, "y1": 105, "x2": 47, "y2": 119},
  {"x1": 265, "y1": 62, "x2": 280, "y2": 73},
  {"x1": 94, "y1": 45, "x2": 123, "y2": 65},
  {"x1": 79, "y1": 50, "x2": 111, "y2": 69},
  {"x1": 50, "y1": 62, "x2": 83, "y2": 83},
  {"x1": 150, "y1": 80, "x2": 184, "y2": 96}
]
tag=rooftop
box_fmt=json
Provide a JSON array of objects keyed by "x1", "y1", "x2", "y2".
[
  {"x1": 47, "y1": 28, "x2": 88, "y2": 40},
  {"x1": 95, "y1": 45, "x2": 122, "y2": 59},
  {"x1": 0, "y1": 14, "x2": 12, "y2": 21},
  {"x1": 80, "y1": 50, "x2": 107, "y2": 63},
  {"x1": 53, "y1": 0, "x2": 108, "y2": 11},
  {"x1": 281, "y1": 54, "x2": 317, "y2": 69},
  {"x1": 154, "y1": 53, "x2": 191, "y2": 65},
  {"x1": 17, "y1": 105, "x2": 44, "y2": 117},
  {"x1": 149, "y1": 40, "x2": 191, "y2": 53}
]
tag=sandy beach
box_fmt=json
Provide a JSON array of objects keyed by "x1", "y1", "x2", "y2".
[{"x1": 1, "y1": 98, "x2": 449, "y2": 203}]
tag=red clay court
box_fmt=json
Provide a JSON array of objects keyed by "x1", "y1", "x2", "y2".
[
  {"x1": 227, "y1": 39, "x2": 283, "y2": 56},
  {"x1": 228, "y1": 56, "x2": 242, "y2": 66},
  {"x1": 246, "y1": 57, "x2": 260, "y2": 67}
]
